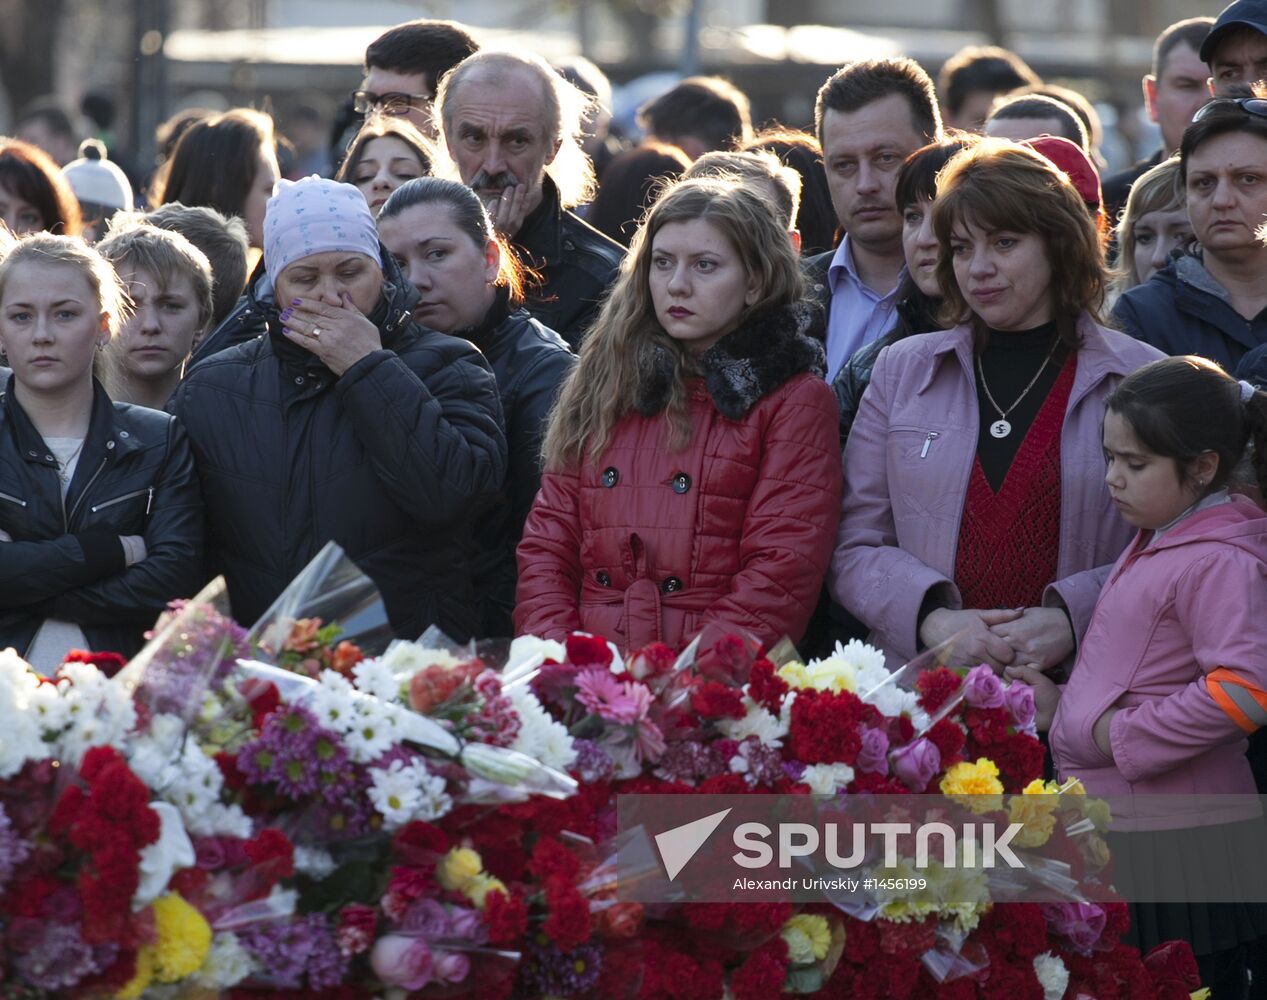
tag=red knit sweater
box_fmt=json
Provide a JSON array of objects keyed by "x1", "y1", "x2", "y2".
[{"x1": 954, "y1": 355, "x2": 1077, "y2": 610}]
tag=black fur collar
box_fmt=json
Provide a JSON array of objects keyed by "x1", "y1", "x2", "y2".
[{"x1": 635, "y1": 301, "x2": 826, "y2": 420}]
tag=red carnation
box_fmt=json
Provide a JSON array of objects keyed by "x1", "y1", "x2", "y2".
[
  {"x1": 916, "y1": 666, "x2": 962, "y2": 713},
  {"x1": 244, "y1": 828, "x2": 294, "y2": 879},
  {"x1": 730, "y1": 937, "x2": 789, "y2": 1000},
  {"x1": 528, "y1": 836, "x2": 580, "y2": 882},
  {"x1": 62, "y1": 648, "x2": 127, "y2": 677},
  {"x1": 965, "y1": 706, "x2": 1014, "y2": 745},
  {"x1": 746, "y1": 658, "x2": 789, "y2": 713},
  {"x1": 1142, "y1": 940, "x2": 1201, "y2": 998},
  {"x1": 543, "y1": 874, "x2": 591, "y2": 951},
  {"x1": 335, "y1": 903, "x2": 377, "y2": 956},
  {"x1": 990, "y1": 732, "x2": 1047, "y2": 791},
  {"x1": 690, "y1": 680, "x2": 745, "y2": 719},
  {"x1": 393, "y1": 820, "x2": 449, "y2": 863},
  {"x1": 926, "y1": 717, "x2": 967, "y2": 764},
  {"x1": 238, "y1": 677, "x2": 281, "y2": 728},
  {"x1": 627, "y1": 641, "x2": 677, "y2": 682},
  {"x1": 789, "y1": 689, "x2": 868, "y2": 764},
  {"x1": 481, "y1": 888, "x2": 529, "y2": 944},
  {"x1": 566, "y1": 633, "x2": 613, "y2": 668}
]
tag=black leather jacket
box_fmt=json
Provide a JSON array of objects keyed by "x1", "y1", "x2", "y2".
[
  {"x1": 461, "y1": 288, "x2": 575, "y2": 636},
  {"x1": 514, "y1": 177, "x2": 624, "y2": 349},
  {"x1": 171, "y1": 246, "x2": 508, "y2": 642},
  {"x1": 0, "y1": 381, "x2": 205, "y2": 658}
]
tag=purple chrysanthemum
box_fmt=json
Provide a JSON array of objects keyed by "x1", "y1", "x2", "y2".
[
  {"x1": 0, "y1": 803, "x2": 31, "y2": 891},
  {"x1": 238, "y1": 913, "x2": 350, "y2": 990},
  {"x1": 13, "y1": 922, "x2": 100, "y2": 991},
  {"x1": 238, "y1": 705, "x2": 351, "y2": 799},
  {"x1": 572, "y1": 739, "x2": 614, "y2": 783},
  {"x1": 520, "y1": 940, "x2": 602, "y2": 995}
]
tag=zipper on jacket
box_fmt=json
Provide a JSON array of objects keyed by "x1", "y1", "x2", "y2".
[
  {"x1": 0, "y1": 491, "x2": 26, "y2": 507},
  {"x1": 89, "y1": 487, "x2": 152, "y2": 515},
  {"x1": 920, "y1": 431, "x2": 940, "y2": 459},
  {"x1": 63, "y1": 456, "x2": 108, "y2": 532}
]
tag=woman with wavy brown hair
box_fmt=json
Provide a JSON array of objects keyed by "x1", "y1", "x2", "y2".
[
  {"x1": 831, "y1": 139, "x2": 1164, "y2": 673},
  {"x1": 515, "y1": 177, "x2": 841, "y2": 651}
]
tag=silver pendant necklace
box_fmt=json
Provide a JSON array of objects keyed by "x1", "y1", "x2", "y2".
[{"x1": 976, "y1": 337, "x2": 1061, "y2": 439}]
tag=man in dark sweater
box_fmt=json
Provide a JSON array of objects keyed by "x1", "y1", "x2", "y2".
[{"x1": 1102, "y1": 17, "x2": 1213, "y2": 225}]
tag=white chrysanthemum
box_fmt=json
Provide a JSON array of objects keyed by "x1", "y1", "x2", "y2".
[
  {"x1": 196, "y1": 932, "x2": 255, "y2": 989},
  {"x1": 538, "y1": 720, "x2": 578, "y2": 772},
  {"x1": 505, "y1": 634, "x2": 566, "y2": 675},
  {"x1": 196, "y1": 802, "x2": 252, "y2": 839},
  {"x1": 344, "y1": 701, "x2": 398, "y2": 762},
  {"x1": 293, "y1": 846, "x2": 338, "y2": 879},
  {"x1": 379, "y1": 641, "x2": 462, "y2": 679},
  {"x1": 718, "y1": 698, "x2": 787, "y2": 747},
  {"x1": 352, "y1": 657, "x2": 401, "y2": 702},
  {"x1": 800, "y1": 762, "x2": 856, "y2": 795},
  {"x1": 27, "y1": 681, "x2": 69, "y2": 734},
  {"x1": 1033, "y1": 952, "x2": 1070, "y2": 1000},
  {"x1": 368, "y1": 759, "x2": 450, "y2": 829},
  {"x1": 506, "y1": 686, "x2": 575, "y2": 771}
]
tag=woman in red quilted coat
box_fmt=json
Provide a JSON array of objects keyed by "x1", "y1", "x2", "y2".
[{"x1": 514, "y1": 178, "x2": 842, "y2": 652}]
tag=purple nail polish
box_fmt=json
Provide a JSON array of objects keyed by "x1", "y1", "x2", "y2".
[
  {"x1": 280, "y1": 307, "x2": 293, "y2": 321},
  {"x1": 291, "y1": 299, "x2": 302, "y2": 306}
]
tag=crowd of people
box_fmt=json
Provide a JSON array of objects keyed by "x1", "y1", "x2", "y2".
[{"x1": 5, "y1": 1, "x2": 1267, "y2": 992}]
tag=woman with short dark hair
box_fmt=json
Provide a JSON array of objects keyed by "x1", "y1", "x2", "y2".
[{"x1": 831, "y1": 139, "x2": 1164, "y2": 672}]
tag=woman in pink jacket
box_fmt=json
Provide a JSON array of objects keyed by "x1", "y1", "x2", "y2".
[
  {"x1": 1011, "y1": 356, "x2": 1267, "y2": 996},
  {"x1": 831, "y1": 140, "x2": 1162, "y2": 671}
]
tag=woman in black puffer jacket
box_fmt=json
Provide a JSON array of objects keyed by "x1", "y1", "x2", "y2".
[
  {"x1": 0, "y1": 235, "x2": 204, "y2": 669},
  {"x1": 170, "y1": 177, "x2": 506, "y2": 641},
  {"x1": 377, "y1": 177, "x2": 575, "y2": 638}
]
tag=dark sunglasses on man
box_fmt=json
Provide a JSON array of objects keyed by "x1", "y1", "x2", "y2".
[
  {"x1": 352, "y1": 90, "x2": 432, "y2": 116},
  {"x1": 1192, "y1": 97, "x2": 1267, "y2": 123}
]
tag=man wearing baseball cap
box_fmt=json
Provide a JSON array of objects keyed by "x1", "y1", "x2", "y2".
[{"x1": 1203, "y1": 0, "x2": 1267, "y2": 94}]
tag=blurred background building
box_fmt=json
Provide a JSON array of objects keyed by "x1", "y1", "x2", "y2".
[{"x1": 0, "y1": 0, "x2": 1225, "y2": 181}]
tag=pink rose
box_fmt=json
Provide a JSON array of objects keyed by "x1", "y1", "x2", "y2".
[
  {"x1": 370, "y1": 934, "x2": 433, "y2": 990},
  {"x1": 891, "y1": 738, "x2": 941, "y2": 791},
  {"x1": 856, "y1": 727, "x2": 890, "y2": 775},
  {"x1": 1040, "y1": 902, "x2": 1107, "y2": 955},
  {"x1": 963, "y1": 664, "x2": 1005, "y2": 709},
  {"x1": 432, "y1": 949, "x2": 471, "y2": 984},
  {"x1": 1004, "y1": 681, "x2": 1037, "y2": 731},
  {"x1": 193, "y1": 836, "x2": 228, "y2": 870}
]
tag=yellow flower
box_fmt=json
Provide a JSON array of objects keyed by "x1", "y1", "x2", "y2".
[
  {"x1": 115, "y1": 943, "x2": 155, "y2": 999},
  {"x1": 939, "y1": 758, "x2": 1004, "y2": 814},
  {"x1": 777, "y1": 661, "x2": 811, "y2": 689},
  {"x1": 438, "y1": 846, "x2": 485, "y2": 892},
  {"x1": 465, "y1": 873, "x2": 506, "y2": 908},
  {"x1": 1191, "y1": 989, "x2": 1212, "y2": 999},
  {"x1": 781, "y1": 914, "x2": 832, "y2": 963},
  {"x1": 1009, "y1": 787, "x2": 1058, "y2": 848},
  {"x1": 1085, "y1": 798, "x2": 1112, "y2": 830},
  {"x1": 151, "y1": 893, "x2": 213, "y2": 983}
]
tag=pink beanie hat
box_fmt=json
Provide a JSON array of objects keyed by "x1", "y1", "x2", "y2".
[{"x1": 263, "y1": 176, "x2": 380, "y2": 285}]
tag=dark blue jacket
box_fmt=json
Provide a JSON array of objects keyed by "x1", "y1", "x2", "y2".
[{"x1": 1112, "y1": 255, "x2": 1267, "y2": 372}]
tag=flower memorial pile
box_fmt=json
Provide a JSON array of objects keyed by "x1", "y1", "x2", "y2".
[{"x1": 0, "y1": 570, "x2": 1208, "y2": 997}]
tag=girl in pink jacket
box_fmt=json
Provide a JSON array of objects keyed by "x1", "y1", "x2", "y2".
[{"x1": 1010, "y1": 356, "x2": 1267, "y2": 995}]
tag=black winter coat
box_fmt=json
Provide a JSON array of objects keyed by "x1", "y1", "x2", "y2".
[
  {"x1": 0, "y1": 382, "x2": 205, "y2": 658},
  {"x1": 187, "y1": 259, "x2": 271, "y2": 366},
  {"x1": 1112, "y1": 254, "x2": 1267, "y2": 372},
  {"x1": 171, "y1": 249, "x2": 508, "y2": 642},
  {"x1": 514, "y1": 177, "x2": 624, "y2": 349},
  {"x1": 461, "y1": 288, "x2": 575, "y2": 636}
]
